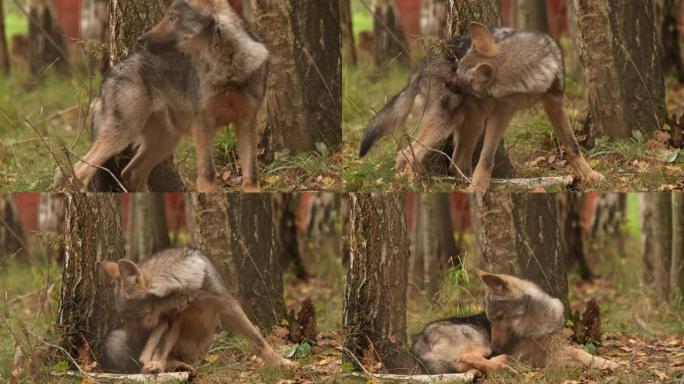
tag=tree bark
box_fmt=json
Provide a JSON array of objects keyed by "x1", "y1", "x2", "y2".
[
  {"x1": 341, "y1": 0, "x2": 357, "y2": 65},
  {"x1": 574, "y1": 0, "x2": 666, "y2": 139},
  {"x1": 444, "y1": 0, "x2": 514, "y2": 178},
  {"x1": 672, "y1": 193, "x2": 684, "y2": 295},
  {"x1": 565, "y1": 0, "x2": 583, "y2": 81},
  {"x1": 224, "y1": 194, "x2": 284, "y2": 330},
  {"x1": 27, "y1": 0, "x2": 68, "y2": 77},
  {"x1": 58, "y1": 194, "x2": 124, "y2": 366},
  {"x1": 421, "y1": 0, "x2": 448, "y2": 38},
  {"x1": 510, "y1": 0, "x2": 549, "y2": 32},
  {"x1": 640, "y1": 193, "x2": 673, "y2": 300},
  {"x1": 0, "y1": 194, "x2": 27, "y2": 263},
  {"x1": 471, "y1": 193, "x2": 568, "y2": 306},
  {"x1": 126, "y1": 193, "x2": 170, "y2": 262},
  {"x1": 0, "y1": 0, "x2": 10, "y2": 73},
  {"x1": 38, "y1": 193, "x2": 66, "y2": 262},
  {"x1": 250, "y1": 0, "x2": 342, "y2": 158},
  {"x1": 557, "y1": 193, "x2": 590, "y2": 279},
  {"x1": 97, "y1": 0, "x2": 183, "y2": 192},
  {"x1": 80, "y1": 0, "x2": 109, "y2": 73},
  {"x1": 343, "y1": 193, "x2": 417, "y2": 373},
  {"x1": 273, "y1": 193, "x2": 308, "y2": 280},
  {"x1": 656, "y1": 0, "x2": 684, "y2": 82},
  {"x1": 371, "y1": 0, "x2": 410, "y2": 68}
]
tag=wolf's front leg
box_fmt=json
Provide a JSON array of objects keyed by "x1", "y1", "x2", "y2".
[
  {"x1": 142, "y1": 316, "x2": 183, "y2": 374},
  {"x1": 470, "y1": 105, "x2": 515, "y2": 192},
  {"x1": 139, "y1": 320, "x2": 170, "y2": 365},
  {"x1": 235, "y1": 116, "x2": 260, "y2": 192},
  {"x1": 557, "y1": 345, "x2": 620, "y2": 370},
  {"x1": 191, "y1": 123, "x2": 219, "y2": 193}
]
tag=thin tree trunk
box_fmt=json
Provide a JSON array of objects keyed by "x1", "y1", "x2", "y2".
[
  {"x1": 510, "y1": 0, "x2": 549, "y2": 32},
  {"x1": 0, "y1": 0, "x2": 10, "y2": 73},
  {"x1": 273, "y1": 193, "x2": 308, "y2": 280},
  {"x1": 27, "y1": 0, "x2": 68, "y2": 77},
  {"x1": 421, "y1": 0, "x2": 448, "y2": 38},
  {"x1": 0, "y1": 194, "x2": 27, "y2": 263},
  {"x1": 126, "y1": 193, "x2": 170, "y2": 262},
  {"x1": 343, "y1": 193, "x2": 417, "y2": 373},
  {"x1": 304, "y1": 193, "x2": 342, "y2": 271},
  {"x1": 80, "y1": 0, "x2": 109, "y2": 73},
  {"x1": 225, "y1": 194, "x2": 285, "y2": 330},
  {"x1": 640, "y1": 193, "x2": 673, "y2": 300},
  {"x1": 371, "y1": 0, "x2": 410, "y2": 68},
  {"x1": 557, "y1": 193, "x2": 590, "y2": 279},
  {"x1": 341, "y1": 0, "x2": 358, "y2": 65},
  {"x1": 58, "y1": 194, "x2": 124, "y2": 366},
  {"x1": 672, "y1": 193, "x2": 684, "y2": 295},
  {"x1": 98, "y1": 0, "x2": 183, "y2": 192},
  {"x1": 656, "y1": 0, "x2": 684, "y2": 82},
  {"x1": 574, "y1": 0, "x2": 666, "y2": 139},
  {"x1": 471, "y1": 193, "x2": 568, "y2": 306},
  {"x1": 38, "y1": 193, "x2": 66, "y2": 262},
  {"x1": 566, "y1": 0, "x2": 583, "y2": 81},
  {"x1": 250, "y1": 0, "x2": 342, "y2": 158}
]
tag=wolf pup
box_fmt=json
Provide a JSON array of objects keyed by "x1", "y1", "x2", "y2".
[
  {"x1": 411, "y1": 271, "x2": 619, "y2": 374},
  {"x1": 455, "y1": 23, "x2": 604, "y2": 191},
  {"x1": 73, "y1": 0, "x2": 267, "y2": 192},
  {"x1": 101, "y1": 248, "x2": 292, "y2": 373}
]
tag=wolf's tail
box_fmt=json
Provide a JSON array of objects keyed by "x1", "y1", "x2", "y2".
[{"x1": 359, "y1": 73, "x2": 421, "y2": 157}]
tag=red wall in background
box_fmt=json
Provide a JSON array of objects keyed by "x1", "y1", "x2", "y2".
[
  {"x1": 53, "y1": 0, "x2": 81, "y2": 41},
  {"x1": 395, "y1": 0, "x2": 421, "y2": 38}
]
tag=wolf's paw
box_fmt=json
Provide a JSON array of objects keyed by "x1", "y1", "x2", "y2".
[
  {"x1": 142, "y1": 360, "x2": 165, "y2": 374},
  {"x1": 242, "y1": 184, "x2": 261, "y2": 193},
  {"x1": 262, "y1": 349, "x2": 297, "y2": 368},
  {"x1": 579, "y1": 170, "x2": 605, "y2": 185}
]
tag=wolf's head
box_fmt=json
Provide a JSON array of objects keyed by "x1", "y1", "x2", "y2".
[
  {"x1": 454, "y1": 23, "x2": 500, "y2": 95},
  {"x1": 100, "y1": 259, "x2": 159, "y2": 328},
  {"x1": 138, "y1": 0, "x2": 230, "y2": 54},
  {"x1": 477, "y1": 271, "x2": 565, "y2": 353}
]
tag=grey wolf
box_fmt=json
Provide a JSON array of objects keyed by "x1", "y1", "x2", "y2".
[
  {"x1": 73, "y1": 0, "x2": 268, "y2": 192},
  {"x1": 359, "y1": 24, "x2": 603, "y2": 192},
  {"x1": 100, "y1": 248, "x2": 292, "y2": 373},
  {"x1": 410, "y1": 271, "x2": 619, "y2": 374}
]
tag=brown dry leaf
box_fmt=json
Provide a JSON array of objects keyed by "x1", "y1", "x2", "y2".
[
  {"x1": 673, "y1": 359, "x2": 684, "y2": 367},
  {"x1": 654, "y1": 370, "x2": 669, "y2": 380}
]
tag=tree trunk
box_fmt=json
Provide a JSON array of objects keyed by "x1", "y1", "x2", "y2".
[
  {"x1": 574, "y1": 0, "x2": 666, "y2": 138},
  {"x1": 341, "y1": 0, "x2": 357, "y2": 65},
  {"x1": 303, "y1": 192, "x2": 342, "y2": 273},
  {"x1": 640, "y1": 193, "x2": 673, "y2": 300},
  {"x1": 510, "y1": 0, "x2": 549, "y2": 32},
  {"x1": 224, "y1": 194, "x2": 284, "y2": 330},
  {"x1": 445, "y1": 0, "x2": 514, "y2": 178},
  {"x1": 0, "y1": 194, "x2": 27, "y2": 263},
  {"x1": 0, "y1": 0, "x2": 10, "y2": 74},
  {"x1": 343, "y1": 193, "x2": 417, "y2": 373},
  {"x1": 421, "y1": 0, "x2": 448, "y2": 38},
  {"x1": 656, "y1": 0, "x2": 684, "y2": 82},
  {"x1": 471, "y1": 193, "x2": 568, "y2": 306},
  {"x1": 672, "y1": 193, "x2": 684, "y2": 295},
  {"x1": 38, "y1": 193, "x2": 66, "y2": 262},
  {"x1": 27, "y1": 0, "x2": 68, "y2": 77},
  {"x1": 371, "y1": 0, "x2": 410, "y2": 68},
  {"x1": 58, "y1": 194, "x2": 124, "y2": 366},
  {"x1": 126, "y1": 193, "x2": 170, "y2": 262},
  {"x1": 557, "y1": 193, "x2": 590, "y2": 279},
  {"x1": 566, "y1": 0, "x2": 583, "y2": 81},
  {"x1": 273, "y1": 193, "x2": 308, "y2": 280},
  {"x1": 80, "y1": 0, "x2": 109, "y2": 73},
  {"x1": 250, "y1": 0, "x2": 342, "y2": 158}
]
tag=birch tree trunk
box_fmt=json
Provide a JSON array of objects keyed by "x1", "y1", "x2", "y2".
[
  {"x1": 510, "y1": 0, "x2": 549, "y2": 32},
  {"x1": 640, "y1": 193, "x2": 673, "y2": 300},
  {"x1": 471, "y1": 193, "x2": 568, "y2": 306},
  {"x1": 343, "y1": 193, "x2": 417, "y2": 373},
  {"x1": 371, "y1": 0, "x2": 410, "y2": 68},
  {"x1": 573, "y1": 0, "x2": 666, "y2": 139},
  {"x1": 250, "y1": 0, "x2": 342, "y2": 158},
  {"x1": 0, "y1": 0, "x2": 10, "y2": 74},
  {"x1": 58, "y1": 194, "x2": 124, "y2": 365},
  {"x1": 80, "y1": 0, "x2": 109, "y2": 72},
  {"x1": 341, "y1": 0, "x2": 357, "y2": 65},
  {"x1": 99, "y1": 0, "x2": 183, "y2": 192},
  {"x1": 27, "y1": 0, "x2": 68, "y2": 76},
  {"x1": 126, "y1": 193, "x2": 170, "y2": 262},
  {"x1": 37, "y1": 193, "x2": 65, "y2": 262},
  {"x1": 0, "y1": 194, "x2": 27, "y2": 263},
  {"x1": 421, "y1": 0, "x2": 448, "y2": 38}
]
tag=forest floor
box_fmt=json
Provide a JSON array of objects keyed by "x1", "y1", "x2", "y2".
[
  {"x1": 341, "y1": 54, "x2": 684, "y2": 193},
  {"x1": 2, "y1": 197, "x2": 684, "y2": 383}
]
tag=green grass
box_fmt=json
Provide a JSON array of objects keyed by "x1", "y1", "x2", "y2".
[{"x1": 4, "y1": 1, "x2": 28, "y2": 41}]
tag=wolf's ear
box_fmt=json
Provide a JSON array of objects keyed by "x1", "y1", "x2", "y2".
[
  {"x1": 100, "y1": 261, "x2": 120, "y2": 281},
  {"x1": 477, "y1": 271, "x2": 510, "y2": 295},
  {"x1": 117, "y1": 259, "x2": 140, "y2": 284},
  {"x1": 469, "y1": 22, "x2": 499, "y2": 56},
  {"x1": 471, "y1": 63, "x2": 495, "y2": 84}
]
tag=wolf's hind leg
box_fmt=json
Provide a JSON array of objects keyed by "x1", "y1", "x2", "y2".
[
  {"x1": 395, "y1": 114, "x2": 453, "y2": 179},
  {"x1": 73, "y1": 136, "x2": 131, "y2": 190},
  {"x1": 142, "y1": 316, "x2": 182, "y2": 374},
  {"x1": 541, "y1": 95, "x2": 604, "y2": 185},
  {"x1": 139, "y1": 320, "x2": 169, "y2": 365},
  {"x1": 164, "y1": 360, "x2": 194, "y2": 372},
  {"x1": 120, "y1": 129, "x2": 180, "y2": 192},
  {"x1": 451, "y1": 99, "x2": 486, "y2": 178},
  {"x1": 191, "y1": 123, "x2": 219, "y2": 193}
]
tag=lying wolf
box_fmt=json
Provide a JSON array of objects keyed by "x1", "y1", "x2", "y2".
[
  {"x1": 100, "y1": 248, "x2": 293, "y2": 373},
  {"x1": 411, "y1": 271, "x2": 619, "y2": 374},
  {"x1": 73, "y1": 0, "x2": 268, "y2": 192},
  {"x1": 360, "y1": 23, "x2": 603, "y2": 192}
]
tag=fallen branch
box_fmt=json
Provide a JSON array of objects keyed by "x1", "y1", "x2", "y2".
[
  {"x1": 349, "y1": 371, "x2": 478, "y2": 383},
  {"x1": 489, "y1": 176, "x2": 575, "y2": 191},
  {"x1": 52, "y1": 371, "x2": 192, "y2": 383}
]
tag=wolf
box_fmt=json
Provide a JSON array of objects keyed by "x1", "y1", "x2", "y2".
[
  {"x1": 359, "y1": 24, "x2": 604, "y2": 192},
  {"x1": 410, "y1": 271, "x2": 619, "y2": 374},
  {"x1": 100, "y1": 248, "x2": 292, "y2": 373},
  {"x1": 72, "y1": 0, "x2": 268, "y2": 192}
]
